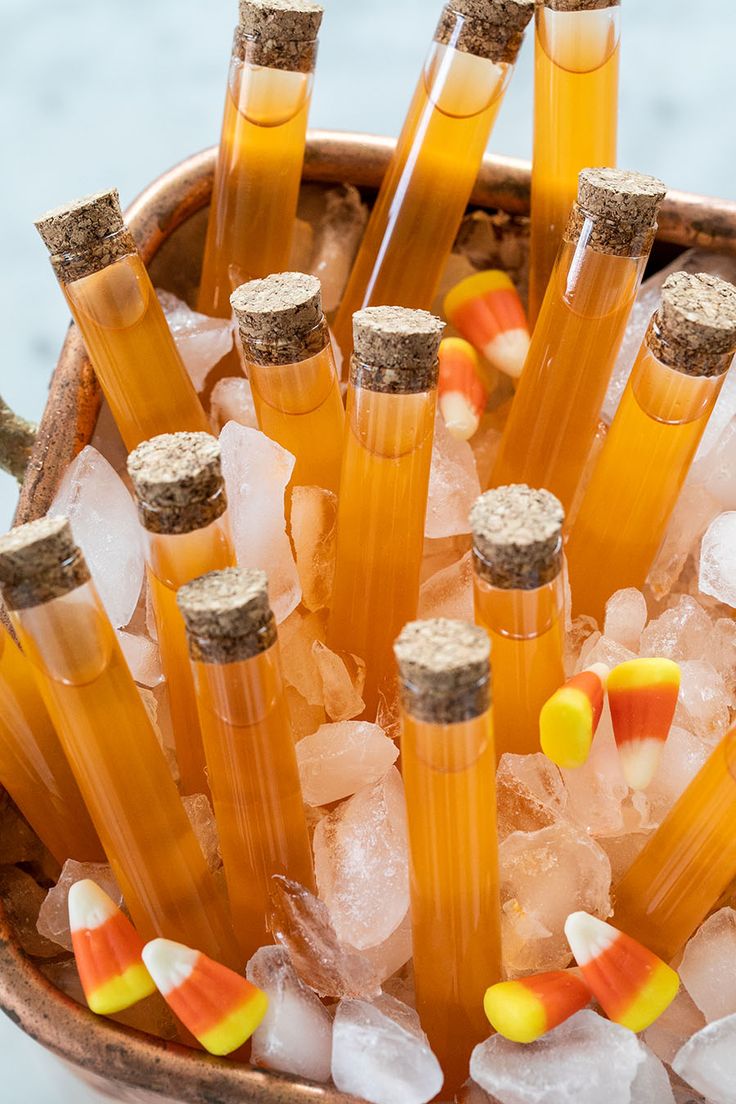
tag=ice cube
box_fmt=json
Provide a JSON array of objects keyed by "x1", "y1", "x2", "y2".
[
  {"x1": 603, "y1": 589, "x2": 648, "y2": 652},
  {"x1": 562, "y1": 711, "x2": 628, "y2": 837},
  {"x1": 648, "y1": 484, "x2": 722, "y2": 600},
  {"x1": 630, "y1": 1046, "x2": 676, "y2": 1103},
  {"x1": 646, "y1": 726, "x2": 711, "y2": 824},
  {"x1": 37, "y1": 859, "x2": 122, "y2": 951},
  {"x1": 599, "y1": 830, "x2": 653, "y2": 883},
  {"x1": 679, "y1": 909, "x2": 736, "y2": 1023},
  {"x1": 699, "y1": 512, "x2": 736, "y2": 607},
  {"x1": 269, "y1": 875, "x2": 381, "y2": 998},
  {"x1": 644, "y1": 988, "x2": 706, "y2": 1066},
  {"x1": 117, "y1": 630, "x2": 163, "y2": 687},
  {"x1": 418, "y1": 551, "x2": 474, "y2": 621},
  {"x1": 565, "y1": 615, "x2": 599, "y2": 675},
  {"x1": 312, "y1": 640, "x2": 365, "y2": 722},
  {"x1": 499, "y1": 822, "x2": 611, "y2": 976},
  {"x1": 246, "y1": 945, "x2": 332, "y2": 1083},
  {"x1": 639, "y1": 596, "x2": 713, "y2": 661},
  {"x1": 577, "y1": 633, "x2": 637, "y2": 673},
  {"x1": 296, "y1": 721, "x2": 398, "y2": 806},
  {"x1": 496, "y1": 753, "x2": 568, "y2": 838},
  {"x1": 313, "y1": 766, "x2": 409, "y2": 950},
  {"x1": 674, "y1": 660, "x2": 730, "y2": 744},
  {"x1": 362, "y1": 909, "x2": 413, "y2": 984},
  {"x1": 424, "y1": 415, "x2": 482, "y2": 539},
  {"x1": 285, "y1": 686, "x2": 325, "y2": 741},
  {"x1": 0, "y1": 867, "x2": 60, "y2": 958},
  {"x1": 138, "y1": 686, "x2": 179, "y2": 783},
  {"x1": 49, "y1": 445, "x2": 144, "y2": 628},
  {"x1": 157, "y1": 289, "x2": 233, "y2": 392},
  {"x1": 209, "y1": 376, "x2": 259, "y2": 432},
  {"x1": 279, "y1": 607, "x2": 326, "y2": 705},
  {"x1": 290, "y1": 486, "x2": 337, "y2": 612},
  {"x1": 331, "y1": 993, "x2": 444, "y2": 1104},
  {"x1": 310, "y1": 184, "x2": 369, "y2": 313},
  {"x1": 220, "y1": 422, "x2": 301, "y2": 622},
  {"x1": 672, "y1": 1013, "x2": 736, "y2": 1104},
  {"x1": 181, "y1": 793, "x2": 221, "y2": 873},
  {"x1": 471, "y1": 1010, "x2": 663, "y2": 1104}
]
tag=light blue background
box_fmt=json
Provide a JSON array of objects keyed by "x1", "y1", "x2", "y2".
[{"x1": 0, "y1": 0, "x2": 734, "y2": 1099}]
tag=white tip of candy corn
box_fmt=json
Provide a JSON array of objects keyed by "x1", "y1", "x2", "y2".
[
  {"x1": 68, "y1": 879, "x2": 119, "y2": 933},
  {"x1": 618, "y1": 736, "x2": 664, "y2": 792},
  {"x1": 439, "y1": 391, "x2": 481, "y2": 441},
  {"x1": 142, "y1": 938, "x2": 198, "y2": 996},
  {"x1": 587, "y1": 662, "x2": 610, "y2": 686},
  {"x1": 564, "y1": 911, "x2": 616, "y2": 967},
  {"x1": 484, "y1": 329, "x2": 529, "y2": 379}
]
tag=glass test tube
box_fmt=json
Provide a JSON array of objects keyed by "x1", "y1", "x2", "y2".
[
  {"x1": 567, "y1": 272, "x2": 736, "y2": 622},
  {"x1": 395, "y1": 618, "x2": 501, "y2": 1095},
  {"x1": 127, "y1": 432, "x2": 236, "y2": 796},
  {"x1": 231, "y1": 272, "x2": 344, "y2": 493},
  {"x1": 328, "y1": 307, "x2": 444, "y2": 718},
  {"x1": 179, "y1": 567, "x2": 314, "y2": 962},
  {"x1": 332, "y1": 0, "x2": 534, "y2": 361},
  {"x1": 528, "y1": 0, "x2": 620, "y2": 326},
  {"x1": 34, "y1": 189, "x2": 209, "y2": 451},
  {"x1": 491, "y1": 168, "x2": 666, "y2": 512},
  {"x1": 0, "y1": 517, "x2": 237, "y2": 966},
  {"x1": 470, "y1": 485, "x2": 565, "y2": 759},
  {"x1": 0, "y1": 623, "x2": 103, "y2": 865},
  {"x1": 613, "y1": 726, "x2": 736, "y2": 962},
  {"x1": 197, "y1": 0, "x2": 323, "y2": 319}
]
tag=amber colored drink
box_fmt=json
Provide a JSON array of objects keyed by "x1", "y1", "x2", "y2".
[
  {"x1": 0, "y1": 626, "x2": 103, "y2": 864},
  {"x1": 529, "y1": 2, "x2": 620, "y2": 324},
  {"x1": 614, "y1": 728, "x2": 736, "y2": 961}
]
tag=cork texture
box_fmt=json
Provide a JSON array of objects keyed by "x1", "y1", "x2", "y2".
[
  {"x1": 470, "y1": 484, "x2": 564, "y2": 589},
  {"x1": 127, "y1": 432, "x2": 227, "y2": 535},
  {"x1": 394, "y1": 618, "x2": 491, "y2": 724},
  {"x1": 567, "y1": 168, "x2": 667, "y2": 257},
  {"x1": 34, "y1": 189, "x2": 136, "y2": 284},
  {"x1": 351, "y1": 307, "x2": 445, "y2": 394},
  {"x1": 0, "y1": 515, "x2": 90, "y2": 610},
  {"x1": 177, "y1": 567, "x2": 277, "y2": 664},
  {"x1": 543, "y1": 0, "x2": 619, "y2": 10},
  {"x1": 648, "y1": 272, "x2": 736, "y2": 377},
  {"x1": 231, "y1": 273, "x2": 328, "y2": 365},
  {"x1": 237, "y1": 0, "x2": 323, "y2": 71},
  {"x1": 435, "y1": 0, "x2": 534, "y2": 64}
]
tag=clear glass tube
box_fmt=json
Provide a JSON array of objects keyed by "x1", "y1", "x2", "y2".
[
  {"x1": 191, "y1": 639, "x2": 314, "y2": 961},
  {"x1": 197, "y1": 34, "x2": 316, "y2": 318},
  {"x1": 567, "y1": 341, "x2": 727, "y2": 621},
  {"x1": 614, "y1": 727, "x2": 736, "y2": 961},
  {"x1": 61, "y1": 234, "x2": 209, "y2": 450},
  {"x1": 144, "y1": 512, "x2": 235, "y2": 795},
  {"x1": 491, "y1": 211, "x2": 651, "y2": 511},
  {"x1": 474, "y1": 569, "x2": 565, "y2": 758},
  {"x1": 528, "y1": 2, "x2": 620, "y2": 325},
  {"x1": 332, "y1": 13, "x2": 514, "y2": 360},
  {"x1": 401, "y1": 697, "x2": 500, "y2": 1094},
  {"x1": 0, "y1": 625, "x2": 103, "y2": 865},
  {"x1": 328, "y1": 375, "x2": 437, "y2": 717},
  {"x1": 11, "y1": 580, "x2": 238, "y2": 966}
]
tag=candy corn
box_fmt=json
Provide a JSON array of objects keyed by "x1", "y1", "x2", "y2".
[
  {"x1": 142, "y1": 938, "x2": 268, "y2": 1055},
  {"x1": 483, "y1": 970, "x2": 591, "y2": 1043},
  {"x1": 539, "y1": 663, "x2": 609, "y2": 769},
  {"x1": 444, "y1": 270, "x2": 530, "y2": 379},
  {"x1": 68, "y1": 879, "x2": 155, "y2": 1015},
  {"x1": 607, "y1": 658, "x2": 680, "y2": 791},
  {"x1": 564, "y1": 912, "x2": 679, "y2": 1033},
  {"x1": 438, "y1": 337, "x2": 488, "y2": 441}
]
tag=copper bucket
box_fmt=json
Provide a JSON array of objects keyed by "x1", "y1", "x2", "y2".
[{"x1": 2, "y1": 129, "x2": 736, "y2": 1103}]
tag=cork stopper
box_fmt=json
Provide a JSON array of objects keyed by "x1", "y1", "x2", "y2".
[
  {"x1": 0, "y1": 516, "x2": 90, "y2": 610},
  {"x1": 470, "y1": 485, "x2": 564, "y2": 589},
  {"x1": 237, "y1": 0, "x2": 323, "y2": 71},
  {"x1": 177, "y1": 568, "x2": 276, "y2": 664},
  {"x1": 567, "y1": 168, "x2": 667, "y2": 257},
  {"x1": 543, "y1": 0, "x2": 619, "y2": 10},
  {"x1": 231, "y1": 273, "x2": 327, "y2": 365},
  {"x1": 34, "y1": 189, "x2": 136, "y2": 283},
  {"x1": 435, "y1": 0, "x2": 534, "y2": 64},
  {"x1": 351, "y1": 307, "x2": 445, "y2": 394},
  {"x1": 127, "y1": 432, "x2": 227, "y2": 535},
  {"x1": 647, "y1": 272, "x2": 736, "y2": 378},
  {"x1": 394, "y1": 618, "x2": 491, "y2": 725}
]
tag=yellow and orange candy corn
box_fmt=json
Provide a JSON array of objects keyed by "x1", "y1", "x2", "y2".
[
  {"x1": 68, "y1": 879, "x2": 156, "y2": 1015},
  {"x1": 142, "y1": 938, "x2": 268, "y2": 1055},
  {"x1": 483, "y1": 970, "x2": 591, "y2": 1043},
  {"x1": 438, "y1": 337, "x2": 488, "y2": 441},
  {"x1": 539, "y1": 663, "x2": 609, "y2": 769},
  {"x1": 607, "y1": 658, "x2": 680, "y2": 791},
  {"x1": 444, "y1": 270, "x2": 530, "y2": 380},
  {"x1": 564, "y1": 911, "x2": 679, "y2": 1033}
]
